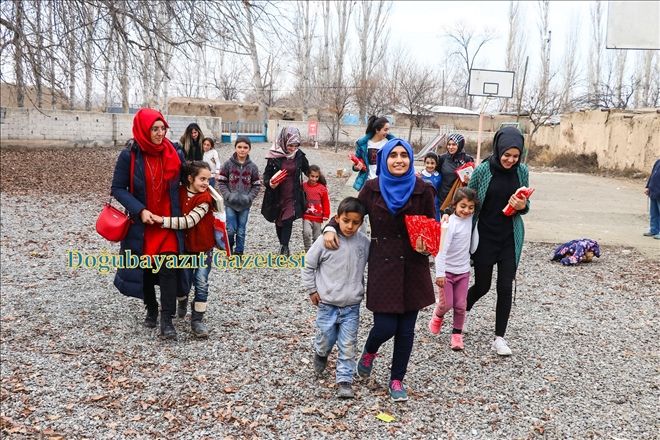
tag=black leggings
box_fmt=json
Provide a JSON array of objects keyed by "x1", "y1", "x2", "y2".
[
  {"x1": 364, "y1": 311, "x2": 419, "y2": 381},
  {"x1": 276, "y1": 218, "x2": 294, "y2": 246},
  {"x1": 143, "y1": 260, "x2": 178, "y2": 316},
  {"x1": 467, "y1": 257, "x2": 517, "y2": 337}
]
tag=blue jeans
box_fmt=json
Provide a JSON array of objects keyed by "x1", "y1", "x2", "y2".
[
  {"x1": 314, "y1": 303, "x2": 360, "y2": 383},
  {"x1": 180, "y1": 252, "x2": 212, "y2": 304},
  {"x1": 649, "y1": 198, "x2": 660, "y2": 235},
  {"x1": 225, "y1": 206, "x2": 250, "y2": 253}
]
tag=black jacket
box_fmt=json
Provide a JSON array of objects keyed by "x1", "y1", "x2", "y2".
[{"x1": 261, "y1": 150, "x2": 310, "y2": 223}]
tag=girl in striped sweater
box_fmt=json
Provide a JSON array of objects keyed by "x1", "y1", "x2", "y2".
[{"x1": 153, "y1": 161, "x2": 217, "y2": 338}]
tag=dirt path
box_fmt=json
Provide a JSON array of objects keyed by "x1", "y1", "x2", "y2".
[{"x1": 526, "y1": 170, "x2": 658, "y2": 259}]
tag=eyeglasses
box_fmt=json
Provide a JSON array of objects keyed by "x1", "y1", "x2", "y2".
[{"x1": 151, "y1": 126, "x2": 168, "y2": 134}]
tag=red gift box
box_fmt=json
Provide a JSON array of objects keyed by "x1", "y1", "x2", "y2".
[
  {"x1": 502, "y1": 186, "x2": 535, "y2": 216},
  {"x1": 455, "y1": 162, "x2": 475, "y2": 183},
  {"x1": 349, "y1": 153, "x2": 366, "y2": 171},
  {"x1": 213, "y1": 216, "x2": 231, "y2": 257},
  {"x1": 270, "y1": 169, "x2": 289, "y2": 185},
  {"x1": 404, "y1": 215, "x2": 441, "y2": 256}
]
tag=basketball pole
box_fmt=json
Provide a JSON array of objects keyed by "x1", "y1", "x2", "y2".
[{"x1": 476, "y1": 95, "x2": 491, "y2": 165}]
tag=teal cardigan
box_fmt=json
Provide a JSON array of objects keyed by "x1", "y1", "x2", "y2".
[{"x1": 468, "y1": 161, "x2": 530, "y2": 267}]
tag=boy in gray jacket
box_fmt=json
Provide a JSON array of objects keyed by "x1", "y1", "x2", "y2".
[{"x1": 301, "y1": 197, "x2": 370, "y2": 399}]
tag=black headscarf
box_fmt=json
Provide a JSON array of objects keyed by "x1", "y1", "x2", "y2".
[{"x1": 489, "y1": 127, "x2": 524, "y2": 173}]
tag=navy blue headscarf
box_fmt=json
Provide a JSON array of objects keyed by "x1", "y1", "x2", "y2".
[{"x1": 376, "y1": 138, "x2": 416, "y2": 215}]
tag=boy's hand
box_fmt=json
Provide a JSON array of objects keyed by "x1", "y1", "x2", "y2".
[
  {"x1": 309, "y1": 292, "x2": 320, "y2": 306},
  {"x1": 323, "y1": 231, "x2": 339, "y2": 249},
  {"x1": 644, "y1": 188, "x2": 649, "y2": 196},
  {"x1": 436, "y1": 276, "x2": 446, "y2": 288}
]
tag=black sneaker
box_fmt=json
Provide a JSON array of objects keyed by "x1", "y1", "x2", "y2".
[
  {"x1": 313, "y1": 354, "x2": 328, "y2": 375},
  {"x1": 337, "y1": 382, "x2": 354, "y2": 399},
  {"x1": 144, "y1": 306, "x2": 158, "y2": 328}
]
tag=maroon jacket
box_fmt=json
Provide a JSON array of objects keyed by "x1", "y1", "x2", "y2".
[{"x1": 328, "y1": 177, "x2": 436, "y2": 313}]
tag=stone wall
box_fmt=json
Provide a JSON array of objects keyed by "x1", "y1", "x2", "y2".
[
  {"x1": 533, "y1": 109, "x2": 660, "y2": 172},
  {"x1": 0, "y1": 108, "x2": 221, "y2": 148}
]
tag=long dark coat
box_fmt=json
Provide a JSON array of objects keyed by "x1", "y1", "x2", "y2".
[
  {"x1": 110, "y1": 140, "x2": 185, "y2": 299},
  {"x1": 261, "y1": 149, "x2": 310, "y2": 223},
  {"x1": 359, "y1": 177, "x2": 436, "y2": 313}
]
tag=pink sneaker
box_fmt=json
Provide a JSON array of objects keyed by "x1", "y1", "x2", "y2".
[
  {"x1": 450, "y1": 333, "x2": 464, "y2": 351},
  {"x1": 428, "y1": 315, "x2": 443, "y2": 334}
]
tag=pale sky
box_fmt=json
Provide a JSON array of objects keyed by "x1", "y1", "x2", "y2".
[{"x1": 388, "y1": 1, "x2": 593, "y2": 74}]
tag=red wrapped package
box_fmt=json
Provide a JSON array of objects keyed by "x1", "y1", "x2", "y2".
[
  {"x1": 455, "y1": 162, "x2": 475, "y2": 183},
  {"x1": 213, "y1": 214, "x2": 231, "y2": 257},
  {"x1": 349, "y1": 153, "x2": 366, "y2": 171},
  {"x1": 404, "y1": 215, "x2": 441, "y2": 256},
  {"x1": 270, "y1": 169, "x2": 289, "y2": 185},
  {"x1": 503, "y1": 186, "x2": 535, "y2": 216}
]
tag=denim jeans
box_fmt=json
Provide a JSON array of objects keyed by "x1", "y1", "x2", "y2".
[
  {"x1": 180, "y1": 252, "x2": 212, "y2": 304},
  {"x1": 649, "y1": 198, "x2": 660, "y2": 235},
  {"x1": 302, "y1": 219, "x2": 322, "y2": 251},
  {"x1": 225, "y1": 206, "x2": 250, "y2": 253},
  {"x1": 314, "y1": 303, "x2": 360, "y2": 383}
]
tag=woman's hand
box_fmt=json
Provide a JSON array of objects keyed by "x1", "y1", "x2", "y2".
[
  {"x1": 415, "y1": 236, "x2": 430, "y2": 255},
  {"x1": 269, "y1": 180, "x2": 280, "y2": 189},
  {"x1": 323, "y1": 231, "x2": 339, "y2": 249},
  {"x1": 140, "y1": 209, "x2": 156, "y2": 224},
  {"x1": 509, "y1": 194, "x2": 527, "y2": 211},
  {"x1": 152, "y1": 215, "x2": 164, "y2": 224},
  {"x1": 309, "y1": 292, "x2": 320, "y2": 306}
]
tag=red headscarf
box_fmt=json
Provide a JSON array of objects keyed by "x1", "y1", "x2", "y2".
[
  {"x1": 132, "y1": 108, "x2": 181, "y2": 182},
  {"x1": 133, "y1": 108, "x2": 180, "y2": 256}
]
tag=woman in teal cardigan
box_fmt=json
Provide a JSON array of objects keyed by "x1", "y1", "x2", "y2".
[{"x1": 466, "y1": 127, "x2": 530, "y2": 356}]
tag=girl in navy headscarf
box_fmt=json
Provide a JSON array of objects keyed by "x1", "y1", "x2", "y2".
[
  {"x1": 436, "y1": 133, "x2": 474, "y2": 210},
  {"x1": 322, "y1": 138, "x2": 436, "y2": 402}
]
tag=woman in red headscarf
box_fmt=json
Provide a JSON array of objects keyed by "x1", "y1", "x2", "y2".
[{"x1": 111, "y1": 108, "x2": 185, "y2": 339}]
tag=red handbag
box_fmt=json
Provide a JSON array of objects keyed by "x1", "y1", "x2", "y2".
[
  {"x1": 96, "y1": 150, "x2": 135, "y2": 242},
  {"x1": 96, "y1": 203, "x2": 131, "y2": 242}
]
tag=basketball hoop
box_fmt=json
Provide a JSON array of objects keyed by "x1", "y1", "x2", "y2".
[{"x1": 468, "y1": 69, "x2": 516, "y2": 164}]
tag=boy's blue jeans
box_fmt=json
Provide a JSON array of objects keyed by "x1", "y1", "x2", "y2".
[
  {"x1": 314, "y1": 303, "x2": 360, "y2": 384},
  {"x1": 180, "y1": 252, "x2": 212, "y2": 304},
  {"x1": 649, "y1": 198, "x2": 660, "y2": 235},
  {"x1": 225, "y1": 206, "x2": 250, "y2": 253}
]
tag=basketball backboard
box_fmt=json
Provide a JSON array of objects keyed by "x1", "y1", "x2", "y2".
[
  {"x1": 468, "y1": 69, "x2": 515, "y2": 98},
  {"x1": 607, "y1": 1, "x2": 660, "y2": 50}
]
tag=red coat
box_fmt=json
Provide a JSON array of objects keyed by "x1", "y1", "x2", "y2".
[
  {"x1": 179, "y1": 187, "x2": 215, "y2": 253},
  {"x1": 359, "y1": 177, "x2": 436, "y2": 313}
]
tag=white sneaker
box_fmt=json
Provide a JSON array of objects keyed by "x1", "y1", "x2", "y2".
[{"x1": 492, "y1": 337, "x2": 512, "y2": 356}]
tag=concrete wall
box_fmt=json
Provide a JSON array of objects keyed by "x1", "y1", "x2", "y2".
[
  {"x1": 266, "y1": 119, "x2": 498, "y2": 149},
  {"x1": 0, "y1": 108, "x2": 222, "y2": 148},
  {"x1": 533, "y1": 109, "x2": 660, "y2": 172}
]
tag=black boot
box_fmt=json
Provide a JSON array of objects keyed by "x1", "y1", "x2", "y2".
[
  {"x1": 280, "y1": 245, "x2": 290, "y2": 257},
  {"x1": 144, "y1": 302, "x2": 158, "y2": 328},
  {"x1": 177, "y1": 296, "x2": 188, "y2": 319},
  {"x1": 160, "y1": 312, "x2": 177, "y2": 340},
  {"x1": 190, "y1": 302, "x2": 209, "y2": 338}
]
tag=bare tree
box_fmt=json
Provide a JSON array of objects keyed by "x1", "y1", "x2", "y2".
[
  {"x1": 523, "y1": 85, "x2": 561, "y2": 146},
  {"x1": 394, "y1": 60, "x2": 439, "y2": 142},
  {"x1": 537, "y1": 0, "x2": 551, "y2": 102},
  {"x1": 587, "y1": 1, "x2": 604, "y2": 104},
  {"x1": 291, "y1": 0, "x2": 316, "y2": 120},
  {"x1": 444, "y1": 22, "x2": 495, "y2": 109},
  {"x1": 353, "y1": 0, "x2": 391, "y2": 122},
  {"x1": 560, "y1": 16, "x2": 580, "y2": 112},
  {"x1": 502, "y1": 1, "x2": 526, "y2": 112}
]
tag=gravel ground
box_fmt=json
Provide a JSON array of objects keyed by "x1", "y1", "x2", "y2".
[{"x1": 1, "y1": 146, "x2": 658, "y2": 439}]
